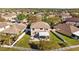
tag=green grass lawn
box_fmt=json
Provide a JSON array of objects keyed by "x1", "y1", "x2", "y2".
[
  {"x1": 15, "y1": 32, "x2": 79, "y2": 50},
  {"x1": 50, "y1": 32, "x2": 62, "y2": 43},
  {"x1": 0, "y1": 47, "x2": 19, "y2": 51},
  {"x1": 15, "y1": 33, "x2": 61, "y2": 50},
  {"x1": 62, "y1": 35, "x2": 79, "y2": 46},
  {"x1": 50, "y1": 32, "x2": 61, "y2": 49},
  {"x1": 15, "y1": 34, "x2": 31, "y2": 48},
  {"x1": 50, "y1": 32, "x2": 79, "y2": 49}
]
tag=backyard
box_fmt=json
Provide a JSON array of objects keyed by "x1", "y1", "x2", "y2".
[
  {"x1": 62, "y1": 34, "x2": 79, "y2": 46},
  {"x1": 14, "y1": 32, "x2": 79, "y2": 50},
  {"x1": 15, "y1": 33, "x2": 61, "y2": 50},
  {"x1": 50, "y1": 32, "x2": 79, "y2": 49},
  {"x1": 15, "y1": 34, "x2": 31, "y2": 48}
]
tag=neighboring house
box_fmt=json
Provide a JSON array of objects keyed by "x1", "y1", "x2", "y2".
[
  {"x1": 1, "y1": 12, "x2": 17, "y2": 21},
  {"x1": 54, "y1": 23, "x2": 79, "y2": 39},
  {"x1": 30, "y1": 21, "x2": 50, "y2": 40},
  {"x1": 9, "y1": 18, "x2": 20, "y2": 23},
  {"x1": 64, "y1": 18, "x2": 79, "y2": 26},
  {"x1": 0, "y1": 22, "x2": 10, "y2": 32},
  {"x1": 61, "y1": 12, "x2": 72, "y2": 21},
  {"x1": 2, "y1": 23, "x2": 26, "y2": 35}
]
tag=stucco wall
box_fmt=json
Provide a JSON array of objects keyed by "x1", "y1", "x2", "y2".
[{"x1": 31, "y1": 28, "x2": 50, "y2": 37}]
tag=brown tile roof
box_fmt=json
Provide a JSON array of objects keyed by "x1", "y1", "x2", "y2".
[
  {"x1": 31, "y1": 21, "x2": 50, "y2": 29},
  {"x1": 14, "y1": 23, "x2": 26, "y2": 30},
  {"x1": 0, "y1": 22, "x2": 8, "y2": 28},
  {"x1": 2, "y1": 23, "x2": 26, "y2": 35},
  {"x1": 54, "y1": 23, "x2": 79, "y2": 36},
  {"x1": 65, "y1": 18, "x2": 79, "y2": 22},
  {"x1": 2, "y1": 26, "x2": 20, "y2": 35}
]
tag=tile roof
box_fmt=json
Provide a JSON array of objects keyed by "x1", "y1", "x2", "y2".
[
  {"x1": 0, "y1": 22, "x2": 8, "y2": 28},
  {"x1": 31, "y1": 21, "x2": 50, "y2": 29},
  {"x1": 65, "y1": 18, "x2": 79, "y2": 22},
  {"x1": 54, "y1": 23, "x2": 79, "y2": 36},
  {"x1": 2, "y1": 23, "x2": 26, "y2": 35}
]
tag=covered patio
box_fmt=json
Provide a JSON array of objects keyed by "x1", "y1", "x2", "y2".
[
  {"x1": 72, "y1": 31, "x2": 79, "y2": 39},
  {"x1": 38, "y1": 32, "x2": 49, "y2": 39}
]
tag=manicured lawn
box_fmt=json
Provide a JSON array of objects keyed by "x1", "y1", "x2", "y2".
[
  {"x1": 0, "y1": 47, "x2": 19, "y2": 51},
  {"x1": 50, "y1": 32, "x2": 62, "y2": 43},
  {"x1": 62, "y1": 35, "x2": 79, "y2": 46},
  {"x1": 15, "y1": 32, "x2": 79, "y2": 50},
  {"x1": 50, "y1": 32, "x2": 61, "y2": 49},
  {"x1": 15, "y1": 33, "x2": 61, "y2": 49},
  {"x1": 15, "y1": 34, "x2": 31, "y2": 48},
  {"x1": 50, "y1": 32, "x2": 79, "y2": 48}
]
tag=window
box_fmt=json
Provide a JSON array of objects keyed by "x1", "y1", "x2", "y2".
[
  {"x1": 40, "y1": 28, "x2": 43, "y2": 30},
  {"x1": 32, "y1": 28, "x2": 35, "y2": 30},
  {"x1": 45, "y1": 29, "x2": 48, "y2": 30}
]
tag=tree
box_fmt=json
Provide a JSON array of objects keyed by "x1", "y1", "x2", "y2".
[
  {"x1": 27, "y1": 15, "x2": 41, "y2": 23},
  {"x1": 43, "y1": 15, "x2": 61, "y2": 28},
  {"x1": 17, "y1": 14, "x2": 26, "y2": 20}
]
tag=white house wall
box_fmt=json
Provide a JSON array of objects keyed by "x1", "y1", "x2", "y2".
[{"x1": 31, "y1": 28, "x2": 50, "y2": 37}]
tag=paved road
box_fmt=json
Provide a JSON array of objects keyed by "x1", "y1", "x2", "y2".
[
  {"x1": 53, "y1": 44, "x2": 79, "y2": 51},
  {"x1": 11, "y1": 32, "x2": 25, "y2": 47},
  {"x1": 1, "y1": 45, "x2": 37, "y2": 51}
]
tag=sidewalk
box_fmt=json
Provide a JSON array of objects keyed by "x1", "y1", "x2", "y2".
[
  {"x1": 10, "y1": 32, "x2": 25, "y2": 47},
  {"x1": 54, "y1": 44, "x2": 79, "y2": 51}
]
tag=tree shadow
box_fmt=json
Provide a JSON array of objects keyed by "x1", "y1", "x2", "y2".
[{"x1": 29, "y1": 43, "x2": 38, "y2": 49}]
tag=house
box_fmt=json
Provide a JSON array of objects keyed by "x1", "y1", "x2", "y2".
[
  {"x1": 1, "y1": 12, "x2": 17, "y2": 21},
  {"x1": 61, "y1": 12, "x2": 72, "y2": 21},
  {"x1": 30, "y1": 21, "x2": 50, "y2": 40},
  {"x1": 54, "y1": 23, "x2": 79, "y2": 39},
  {"x1": 64, "y1": 18, "x2": 79, "y2": 26},
  {"x1": 2, "y1": 23, "x2": 26, "y2": 35}
]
